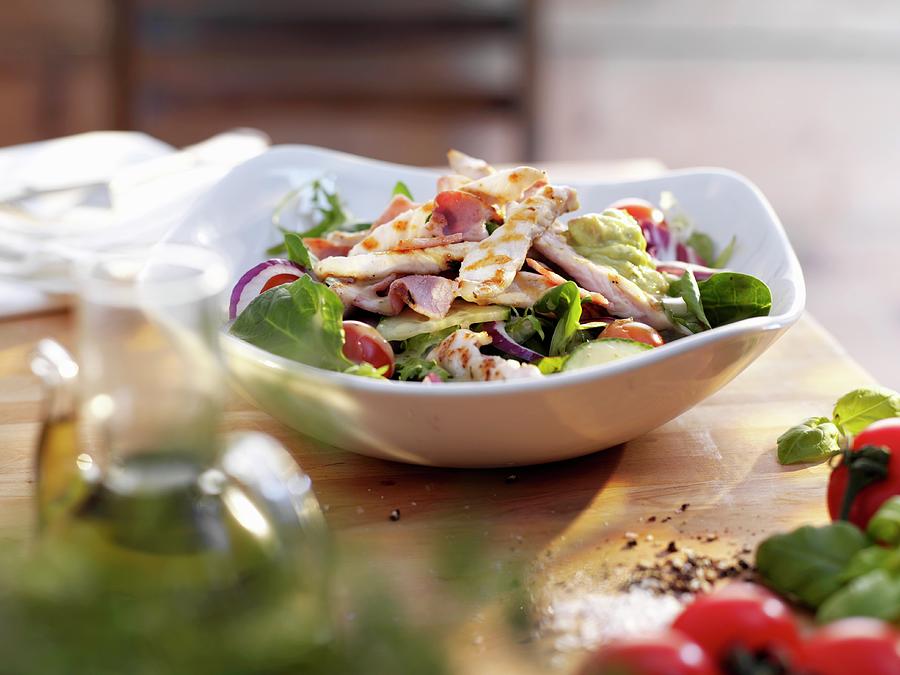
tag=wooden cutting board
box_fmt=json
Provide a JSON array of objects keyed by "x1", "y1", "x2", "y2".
[{"x1": 0, "y1": 309, "x2": 875, "y2": 672}]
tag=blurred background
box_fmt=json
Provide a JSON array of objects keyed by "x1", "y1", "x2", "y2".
[{"x1": 1, "y1": 0, "x2": 897, "y2": 386}]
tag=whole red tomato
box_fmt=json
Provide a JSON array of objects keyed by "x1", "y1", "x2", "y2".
[
  {"x1": 794, "y1": 618, "x2": 900, "y2": 675},
  {"x1": 580, "y1": 631, "x2": 719, "y2": 675},
  {"x1": 671, "y1": 583, "x2": 799, "y2": 664},
  {"x1": 341, "y1": 320, "x2": 395, "y2": 377},
  {"x1": 609, "y1": 198, "x2": 665, "y2": 230},
  {"x1": 827, "y1": 418, "x2": 900, "y2": 529}
]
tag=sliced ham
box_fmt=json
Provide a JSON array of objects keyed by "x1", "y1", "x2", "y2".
[
  {"x1": 430, "y1": 190, "x2": 499, "y2": 242},
  {"x1": 329, "y1": 275, "x2": 399, "y2": 315},
  {"x1": 387, "y1": 275, "x2": 458, "y2": 320}
]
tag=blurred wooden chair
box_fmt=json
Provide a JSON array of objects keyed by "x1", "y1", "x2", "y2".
[{"x1": 113, "y1": 0, "x2": 537, "y2": 164}]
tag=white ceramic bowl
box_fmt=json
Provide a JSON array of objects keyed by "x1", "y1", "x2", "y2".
[{"x1": 169, "y1": 146, "x2": 805, "y2": 467}]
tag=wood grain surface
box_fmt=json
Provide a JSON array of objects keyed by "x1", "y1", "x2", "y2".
[{"x1": 0, "y1": 308, "x2": 876, "y2": 672}]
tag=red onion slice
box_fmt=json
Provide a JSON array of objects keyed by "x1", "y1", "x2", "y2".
[
  {"x1": 483, "y1": 321, "x2": 543, "y2": 363},
  {"x1": 229, "y1": 258, "x2": 306, "y2": 319}
]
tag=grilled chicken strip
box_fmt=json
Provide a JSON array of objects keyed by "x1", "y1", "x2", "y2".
[
  {"x1": 460, "y1": 166, "x2": 547, "y2": 204},
  {"x1": 427, "y1": 329, "x2": 542, "y2": 381},
  {"x1": 314, "y1": 242, "x2": 477, "y2": 281},
  {"x1": 533, "y1": 227, "x2": 672, "y2": 329},
  {"x1": 457, "y1": 185, "x2": 579, "y2": 303},
  {"x1": 447, "y1": 149, "x2": 495, "y2": 179}
]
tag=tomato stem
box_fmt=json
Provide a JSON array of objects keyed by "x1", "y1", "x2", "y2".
[{"x1": 837, "y1": 445, "x2": 891, "y2": 522}]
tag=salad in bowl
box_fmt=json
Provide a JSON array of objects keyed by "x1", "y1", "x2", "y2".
[{"x1": 227, "y1": 150, "x2": 772, "y2": 384}]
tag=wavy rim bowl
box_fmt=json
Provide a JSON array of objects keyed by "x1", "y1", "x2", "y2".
[{"x1": 216, "y1": 152, "x2": 805, "y2": 397}]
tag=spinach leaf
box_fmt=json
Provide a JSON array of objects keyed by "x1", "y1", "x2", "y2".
[
  {"x1": 230, "y1": 276, "x2": 350, "y2": 371},
  {"x1": 392, "y1": 181, "x2": 413, "y2": 200},
  {"x1": 284, "y1": 232, "x2": 313, "y2": 269},
  {"x1": 663, "y1": 269, "x2": 709, "y2": 334},
  {"x1": 755, "y1": 522, "x2": 869, "y2": 607},
  {"x1": 776, "y1": 416, "x2": 842, "y2": 465},
  {"x1": 697, "y1": 272, "x2": 772, "y2": 327},
  {"x1": 534, "y1": 282, "x2": 582, "y2": 357},
  {"x1": 394, "y1": 327, "x2": 455, "y2": 381},
  {"x1": 832, "y1": 386, "x2": 900, "y2": 435},
  {"x1": 817, "y1": 569, "x2": 900, "y2": 623}
]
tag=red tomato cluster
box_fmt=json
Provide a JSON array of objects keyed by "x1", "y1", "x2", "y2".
[
  {"x1": 581, "y1": 583, "x2": 900, "y2": 675},
  {"x1": 827, "y1": 418, "x2": 900, "y2": 530}
]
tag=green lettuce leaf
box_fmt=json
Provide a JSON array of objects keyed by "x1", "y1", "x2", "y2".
[
  {"x1": 832, "y1": 386, "x2": 900, "y2": 435},
  {"x1": 536, "y1": 356, "x2": 568, "y2": 374},
  {"x1": 534, "y1": 282, "x2": 582, "y2": 357},
  {"x1": 776, "y1": 416, "x2": 842, "y2": 465},
  {"x1": 394, "y1": 327, "x2": 456, "y2": 381},
  {"x1": 230, "y1": 276, "x2": 351, "y2": 371}
]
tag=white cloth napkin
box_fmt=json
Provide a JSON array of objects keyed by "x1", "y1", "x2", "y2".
[{"x1": 0, "y1": 129, "x2": 270, "y2": 317}]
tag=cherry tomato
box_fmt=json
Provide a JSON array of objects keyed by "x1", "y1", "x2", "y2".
[
  {"x1": 260, "y1": 273, "x2": 302, "y2": 293},
  {"x1": 827, "y1": 418, "x2": 900, "y2": 530},
  {"x1": 609, "y1": 198, "x2": 665, "y2": 229},
  {"x1": 580, "y1": 631, "x2": 719, "y2": 675},
  {"x1": 341, "y1": 320, "x2": 395, "y2": 377},
  {"x1": 600, "y1": 320, "x2": 664, "y2": 347},
  {"x1": 794, "y1": 618, "x2": 900, "y2": 675},
  {"x1": 671, "y1": 583, "x2": 799, "y2": 664}
]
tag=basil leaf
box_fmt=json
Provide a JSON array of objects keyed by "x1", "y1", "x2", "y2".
[
  {"x1": 537, "y1": 356, "x2": 568, "y2": 374},
  {"x1": 697, "y1": 272, "x2": 772, "y2": 327},
  {"x1": 839, "y1": 546, "x2": 899, "y2": 583},
  {"x1": 534, "y1": 282, "x2": 582, "y2": 357},
  {"x1": 832, "y1": 386, "x2": 900, "y2": 435},
  {"x1": 284, "y1": 232, "x2": 313, "y2": 269},
  {"x1": 755, "y1": 522, "x2": 869, "y2": 607},
  {"x1": 867, "y1": 496, "x2": 900, "y2": 545},
  {"x1": 686, "y1": 232, "x2": 715, "y2": 266},
  {"x1": 392, "y1": 181, "x2": 413, "y2": 200},
  {"x1": 817, "y1": 569, "x2": 900, "y2": 623},
  {"x1": 713, "y1": 235, "x2": 736, "y2": 268},
  {"x1": 230, "y1": 276, "x2": 351, "y2": 371},
  {"x1": 776, "y1": 416, "x2": 842, "y2": 465}
]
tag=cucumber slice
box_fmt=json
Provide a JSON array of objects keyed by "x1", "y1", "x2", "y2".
[
  {"x1": 377, "y1": 301, "x2": 510, "y2": 342},
  {"x1": 562, "y1": 338, "x2": 653, "y2": 372}
]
